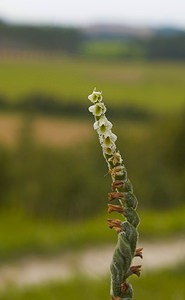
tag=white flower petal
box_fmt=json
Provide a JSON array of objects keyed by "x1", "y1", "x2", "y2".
[
  {"x1": 93, "y1": 121, "x2": 99, "y2": 130},
  {"x1": 99, "y1": 135, "x2": 104, "y2": 144},
  {"x1": 103, "y1": 131, "x2": 117, "y2": 141},
  {"x1": 103, "y1": 130, "x2": 113, "y2": 138},
  {"x1": 111, "y1": 133, "x2": 117, "y2": 142},
  {"x1": 99, "y1": 115, "x2": 107, "y2": 126},
  {"x1": 88, "y1": 105, "x2": 96, "y2": 113},
  {"x1": 99, "y1": 116, "x2": 112, "y2": 129}
]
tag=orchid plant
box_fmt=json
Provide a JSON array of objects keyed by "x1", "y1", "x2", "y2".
[{"x1": 88, "y1": 88, "x2": 142, "y2": 300}]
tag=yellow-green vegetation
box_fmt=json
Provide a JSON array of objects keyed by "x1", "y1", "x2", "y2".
[
  {"x1": 83, "y1": 40, "x2": 145, "y2": 59},
  {"x1": 0, "y1": 263, "x2": 185, "y2": 299},
  {"x1": 0, "y1": 206, "x2": 184, "y2": 261},
  {"x1": 83, "y1": 40, "x2": 126, "y2": 58},
  {"x1": 139, "y1": 208, "x2": 185, "y2": 239},
  {"x1": 0, "y1": 58, "x2": 185, "y2": 112}
]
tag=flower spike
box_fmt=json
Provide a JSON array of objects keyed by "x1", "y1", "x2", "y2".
[{"x1": 88, "y1": 88, "x2": 142, "y2": 299}]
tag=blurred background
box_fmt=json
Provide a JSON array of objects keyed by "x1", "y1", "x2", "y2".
[{"x1": 0, "y1": 0, "x2": 185, "y2": 299}]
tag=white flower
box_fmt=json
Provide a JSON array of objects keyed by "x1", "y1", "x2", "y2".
[
  {"x1": 103, "y1": 143, "x2": 116, "y2": 155},
  {"x1": 88, "y1": 103, "x2": 106, "y2": 116},
  {"x1": 104, "y1": 147, "x2": 113, "y2": 155},
  {"x1": 93, "y1": 115, "x2": 112, "y2": 134},
  {"x1": 101, "y1": 132, "x2": 117, "y2": 146},
  {"x1": 99, "y1": 116, "x2": 112, "y2": 134},
  {"x1": 88, "y1": 88, "x2": 102, "y2": 103},
  {"x1": 101, "y1": 132, "x2": 117, "y2": 155}
]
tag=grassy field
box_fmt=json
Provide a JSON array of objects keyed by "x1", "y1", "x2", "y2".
[
  {"x1": 0, "y1": 57, "x2": 185, "y2": 112},
  {"x1": 0, "y1": 206, "x2": 184, "y2": 262},
  {"x1": 0, "y1": 263, "x2": 184, "y2": 299}
]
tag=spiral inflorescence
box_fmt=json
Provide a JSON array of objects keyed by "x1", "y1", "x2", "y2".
[{"x1": 88, "y1": 88, "x2": 143, "y2": 300}]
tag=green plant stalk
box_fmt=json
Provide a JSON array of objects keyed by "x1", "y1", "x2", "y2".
[{"x1": 88, "y1": 89, "x2": 142, "y2": 300}]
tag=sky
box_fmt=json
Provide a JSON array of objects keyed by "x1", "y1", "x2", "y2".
[{"x1": 0, "y1": 0, "x2": 185, "y2": 29}]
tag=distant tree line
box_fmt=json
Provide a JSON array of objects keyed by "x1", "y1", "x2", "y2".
[
  {"x1": 85, "y1": 35, "x2": 185, "y2": 60},
  {"x1": 0, "y1": 93, "x2": 152, "y2": 121},
  {"x1": 140, "y1": 35, "x2": 185, "y2": 60},
  {"x1": 0, "y1": 22, "x2": 84, "y2": 54},
  {"x1": 0, "y1": 21, "x2": 185, "y2": 59}
]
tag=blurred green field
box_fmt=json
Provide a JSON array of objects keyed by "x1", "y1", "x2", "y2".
[
  {"x1": 0, "y1": 57, "x2": 184, "y2": 298},
  {"x1": 0, "y1": 263, "x2": 185, "y2": 299},
  {"x1": 0, "y1": 58, "x2": 185, "y2": 112},
  {"x1": 0, "y1": 206, "x2": 184, "y2": 262}
]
